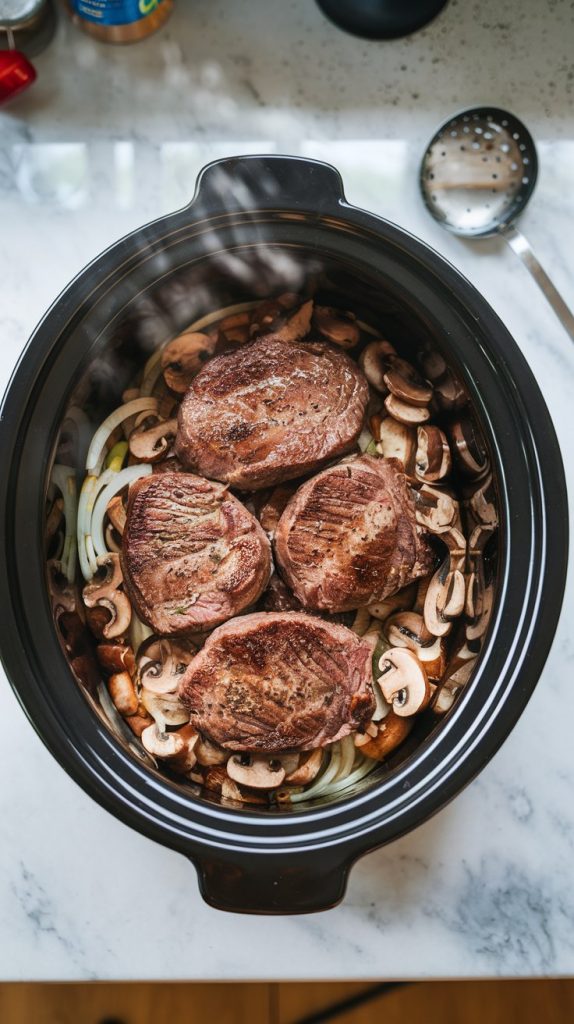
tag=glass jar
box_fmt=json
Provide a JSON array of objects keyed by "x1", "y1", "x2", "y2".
[{"x1": 67, "y1": 0, "x2": 173, "y2": 44}]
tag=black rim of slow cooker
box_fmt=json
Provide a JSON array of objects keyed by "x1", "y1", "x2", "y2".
[{"x1": 0, "y1": 156, "x2": 568, "y2": 864}]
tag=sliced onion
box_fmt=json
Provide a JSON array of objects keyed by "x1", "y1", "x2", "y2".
[
  {"x1": 105, "y1": 441, "x2": 128, "y2": 472},
  {"x1": 357, "y1": 428, "x2": 375, "y2": 453},
  {"x1": 351, "y1": 606, "x2": 371, "y2": 636},
  {"x1": 90, "y1": 464, "x2": 152, "y2": 558},
  {"x1": 319, "y1": 755, "x2": 378, "y2": 798},
  {"x1": 333, "y1": 735, "x2": 356, "y2": 782},
  {"x1": 289, "y1": 741, "x2": 342, "y2": 804},
  {"x1": 85, "y1": 398, "x2": 158, "y2": 475},
  {"x1": 129, "y1": 611, "x2": 154, "y2": 655}
]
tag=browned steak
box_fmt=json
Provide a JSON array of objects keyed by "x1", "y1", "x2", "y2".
[
  {"x1": 274, "y1": 455, "x2": 435, "y2": 613},
  {"x1": 121, "y1": 472, "x2": 271, "y2": 636},
  {"x1": 174, "y1": 336, "x2": 369, "y2": 490},
  {"x1": 178, "y1": 611, "x2": 375, "y2": 751}
]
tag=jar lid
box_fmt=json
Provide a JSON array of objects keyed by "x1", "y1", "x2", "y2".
[{"x1": 0, "y1": 0, "x2": 46, "y2": 27}]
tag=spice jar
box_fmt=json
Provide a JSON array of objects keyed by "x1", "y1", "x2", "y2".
[{"x1": 67, "y1": 0, "x2": 173, "y2": 43}]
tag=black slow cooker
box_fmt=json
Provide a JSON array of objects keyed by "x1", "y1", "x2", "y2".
[{"x1": 0, "y1": 155, "x2": 567, "y2": 913}]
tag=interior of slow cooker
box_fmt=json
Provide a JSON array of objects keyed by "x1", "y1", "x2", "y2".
[{"x1": 45, "y1": 243, "x2": 500, "y2": 811}]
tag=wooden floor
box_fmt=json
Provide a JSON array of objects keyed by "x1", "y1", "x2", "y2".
[{"x1": 1, "y1": 980, "x2": 574, "y2": 1024}]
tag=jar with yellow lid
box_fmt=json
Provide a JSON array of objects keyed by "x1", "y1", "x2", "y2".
[{"x1": 67, "y1": 0, "x2": 173, "y2": 43}]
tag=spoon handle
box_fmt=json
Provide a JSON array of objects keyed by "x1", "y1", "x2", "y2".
[{"x1": 501, "y1": 225, "x2": 574, "y2": 343}]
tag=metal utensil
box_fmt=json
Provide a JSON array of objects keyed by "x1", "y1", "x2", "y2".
[{"x1": 420, "y1": 106, "x2": 574, "y2": 342}]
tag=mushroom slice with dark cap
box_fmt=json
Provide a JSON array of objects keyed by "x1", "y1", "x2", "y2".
[
  {"x1": 449, "y1": 414, "x2": 490, "y2": 478},
  {"x1": 423, "y1": 527, "x2": 467, "y2": 638},
  {"x1": 128, "y1": 417, "x2": 178, "y2": 463},
  {"x1": 136, "y1": 636, "x2": 197, "y2": 695},
  {"x1": 383, "y1": 356, "x2": 433, "y2": 408},
  {"x1": 384, "y1": 393, "x2": 431, "y2": 426},
  {"x1": 358, "y1": 710, "x2": 413, "y2": 760},
  {"x1": 82, "y1": 553, "x2": 131, "y2": 640},
  {"x1": 376, "y1": 647, "x2": 431, "y2": 717},
  {"x1": 161, "y1": 330, "x2": 217, "y2": 394},
  {"x1": 359, "y1": 339, "x2": 396, "y2": 392},
  {"x1": 385, "y1": 611, "x2": 447, "y2": 681},
  {"x1": 376, "y1": 416, "x2": 417, "y2": 477},
  {"x1": 250, "y1": 294, "x2": 313, "y2": 344},
  {"x1": 415, "y1": 483, "x2": 459, "y2": 535},
  {"x1": 227, "y1": 752, "x2": 299, "y2": 790},
  {"x1": 415, "y1": 425, "x2": 452, "y2": 483},
  {"x1": 312, "y1": 306, "x2": 360, "y2": 348}
]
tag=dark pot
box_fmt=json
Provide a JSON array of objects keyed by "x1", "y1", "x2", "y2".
[{"x1": 0, "y1": 155, "x2": 567, "y2": 914}]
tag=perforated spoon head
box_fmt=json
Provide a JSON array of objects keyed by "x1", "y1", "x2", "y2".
[{"x1": 420, "y1": 107, "x2": 538, "y2": 238}]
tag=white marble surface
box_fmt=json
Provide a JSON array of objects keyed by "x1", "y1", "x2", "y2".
[{"x1": 1, "y1": 0, "x2": 574, "y2": 982}]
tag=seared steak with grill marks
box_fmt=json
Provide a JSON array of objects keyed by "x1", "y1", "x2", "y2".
[
  {"x1": 174, "y1": 336, "x2": 369, "y2": 490},
  {"x1": 275, "y1": 455, "x2": 435, "y2": 613},
  {"x1": 121, "y1": 472, "x2": 271, "y2": 636},
  {"x1": 178, "y1": 611, "x2": 375, "y2": 752}
]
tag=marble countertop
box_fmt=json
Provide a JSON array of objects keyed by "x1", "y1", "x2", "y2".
[{"x1": 1, "y1": 0, "x2": 574, "y2": 983}]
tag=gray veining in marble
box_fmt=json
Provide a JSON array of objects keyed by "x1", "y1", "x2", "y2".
[{"x1": 1, "y1": 0, "x2": 573, "y2": 982}]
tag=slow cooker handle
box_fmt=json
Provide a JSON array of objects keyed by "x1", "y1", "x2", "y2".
[
  {"x1": 189, "y1": 154, "x2": 346, "y2": 214},
  {"x1": 191, "y1": 850, "x2": 350, "y2": 915}
]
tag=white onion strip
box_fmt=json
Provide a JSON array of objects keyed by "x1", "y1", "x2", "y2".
[
  {"x1": 320, "y1": 755, "x2": 378, "y2": 798},
  {"x1": 77, "y1": 469, "x2": 115, "y2": 579},
  {"x1": 289, "y1": 741, "x2": 342, "y2": 804},
  {"x1": 90, "y1": 464, "x2": 152, "y2": 558},
  {"x1": 85, "y1": 398, "x2": 157, "y2": 475}
]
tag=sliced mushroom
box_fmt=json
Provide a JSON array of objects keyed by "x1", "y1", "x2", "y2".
[
  {"x1": 417, "y1": 347, "x2": 447, "y2": 382},
  {"x1": 469, "y1": 474, "x2": 498, "y2": 529},
  {"x1": 82, "y1": 553, "x2": 131, "y2": 640},
  {"x1": 108, "y1": 672, "x2": 139, "y2": 717},
  {"x1": 415, "y1": 484, "x2": 458, "y2": 534},
  {"x1": 136, "y1": 636, "x2": 197, "y2": 695},
  {"x1": 284, "y1": 748, "x2": 324, "y2": 785},
  {"x1": 140, "y1": 689, "x2": 190, "y2": 729},
  {"x1": 47, "y1": 559, "x2": 77, "y2": 619},
  {"x1": 141, "y1": 722, "x2": 198, "y2": 771},
  {"x1": 106, "y1": 495, "x2": 127, "y2": 536},
  {"x1": 423, "y1": 552, "x2": 466, "y2": 638},
  {"x1": 128, "y1": 417, "x2": 178, "y2": 463},
  {"x1": 312, "y1": 306, "x2": 360, "y2": 348},
  {"x1": 125, "y1": 711, "x2": 154, "y2": 737},
  {"x1": 376, "y1": 416, "x2": 417, "y2": 474},
  {"x1": 218, "y1": 310, "x2": 251, "y2": 345},
  {"x1": 195, "y1": 735, "x2": 229, "y2": 767},
  {"x1": 384, "y1": 393, "x2": 430, "y2": 426},
  {"x1": 377, "y1": 647, "x2": 431, "y2": 717},
  {"x1": 251, "y1": 296, "x2": 313, "y2": 344},
  {"x1": 249, "y1": 292, "x2": 298, "y2": 335},
  {"x1": 161, "y1": 330, "x2": 216, "y2": 393},
  {"x1": 449, "y1": 415, "x2": 489, "y2": 477},
  {"x1": 432, "y1": 657, "x2": 478, "y2": 714},
  {"x1": 96, "y1": 642, "x2": 135, "y2": 677},
  {"x1": 226, "y1": 753, "x2": 287, "y2": 789},
  {"x1": 359, "y1": 711, "x2": 413, "y2": 760},
  {"x1": 433, "y1": 367, "x2": 467, "y2": 411},
  {"x1": 384, "y1": 612, "x2": 447, "y2": 681},
  {"x1": 359, "y1": 339, "x2": 396, "y2": 392},
  {"x1": 415, "y1": 425, "x2": 452, "y2": 483},
  {"x1": 383, "y1": 357, "x2": 433, "y2": 407}
]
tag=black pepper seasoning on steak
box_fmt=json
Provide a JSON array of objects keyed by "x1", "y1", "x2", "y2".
[
  {"x1": 174, "y1": 335, "x2": 369, "y2": 490},
  {"x1": 178, "y1": 611, "x2": 375, "y2": 752},
  {"x1": 121, "y1": 472, "x2": 271, "y2": 636}
]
